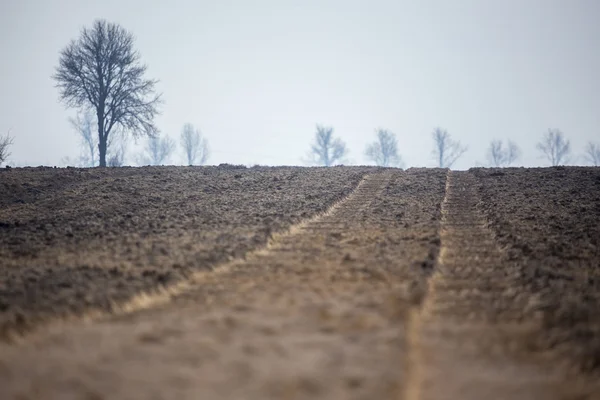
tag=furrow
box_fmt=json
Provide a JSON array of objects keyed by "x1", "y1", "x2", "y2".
[{"x1": 404, "y1": 171, "x2": 571, "y2": 400}]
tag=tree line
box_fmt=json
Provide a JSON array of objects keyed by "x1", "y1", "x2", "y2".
[
  {"x1": 64, "y1": 112, "x2": 209, "y2": 167},
  {"x1": 2, "y1": 19, "x2": 599, "y2": 168},
  {"x1": 306, "y1": 125, "x2": 599, "y2": 168},
  {"x1": 48, "y1": 120, "x2": 600, "y2": 168}
]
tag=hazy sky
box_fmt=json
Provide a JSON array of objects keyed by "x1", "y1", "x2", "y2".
[{"x1": 1, "y1": 0, "x2": 599, "y2": 168}]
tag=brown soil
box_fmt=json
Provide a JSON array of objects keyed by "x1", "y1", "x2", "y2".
[
  {"x1": 0, "y1": 167, "x2": 599, "y2": 399},
  {"x1": 472, "y1": 167, "x2": 600, "y2": 373},
  {"x1": 0, "y1": 165, "x2": 371, "y2": 338},
  {"x1": 408, "y1": 171, "x2": 599, "y2": 399}
]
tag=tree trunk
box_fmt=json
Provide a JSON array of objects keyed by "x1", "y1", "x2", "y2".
[
  {"x1": 98, "y1": 129, "x2": 107, "y2": 168},
  {"x1": 98, "y1": 140, "x2": 107, "y2": 167},
  {"x1": 97, "y1": 109, "x2": 106, "y2": 167}
]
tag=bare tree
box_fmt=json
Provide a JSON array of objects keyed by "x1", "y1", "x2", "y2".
[
  {"x1": 365, "y1": 128, "x2": 403, "y2": 167},
  {"x1": 138, "y1": 135, "x2": 175, "y2": 165},
  {"x1": 486, "y1": 139, "x2": 521, "y2": 167},
  {"x1": 506, "y1": 140, "x2": 520, "y2": 166},
  {"x1": 0, "y1": 130, "x2": 14, "y2": 166},
  {"x1": 180, "y1": 123, "x2": 209, "y2": 165},
  {"x1": 487, "y1": 140, "x2": 503, "y2": 167},
  {"x1": 536, "y1": 129, "x2": 570, "y2": 166},
  {"x1": 107, "y1": 151, "x2": 125, "y2": 167},
  {"x1": 583, "y1": 142, "x2": 600, "y2": 166},
  {"x1": 54, "y1": 19, "x2": 161, "y2": 167},
  {"x1": 69, "y1": 111, "x2": 97, "y2": 167},
  {"x1": 432, "y1": 127, "x2": 467, "y2": 168},
  {"x1": 107, "y1": 132, "x2": 128, "y2": 167},
  {"x1": 308, "y1": 125, "x2": 348, "y2": 166}
]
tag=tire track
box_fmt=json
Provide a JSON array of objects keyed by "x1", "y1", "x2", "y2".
[
  {"x1": 0, "y1": 168, "x2": 369, "y2": 343},
  {"x1": 2, "y1": 171, "x2": 371, "y2": 344},
  {"x1": 404, "y1": 171, "x2": 584, "y2": 400},
  {"x1": 0, "y1": 170, "x2": 448, "y2": 400}
]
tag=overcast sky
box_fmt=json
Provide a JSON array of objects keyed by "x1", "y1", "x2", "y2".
[{"x1": 1, "y1": 0, "x2": 599, "y2": 168}]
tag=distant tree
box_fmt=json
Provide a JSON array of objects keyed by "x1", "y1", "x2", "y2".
[
  {"x1": 69, "y1": 111, "x2": 97, "y2": 167},
  {"x1": 536, "y1": 129, "x2": 570, "y2": 166},
  {"x1": 486, "y1": 139, "x2": 520, "y2": 167},
  {"x1": 107, "y1": 132, "x2": 128, "y2": 167},
  {"x1": 138, "y1": 135, "x2": 175, "y2": 165},
  {"x1": 365, "y1": 129, "x2": 403, "y2": 167},
  {"x1": 583, "y1": 142, "x2": 600, "y2": 166},
  {"x1": 432, "y1": 127, "x2": 467, "y2": 168},
  {"x1": 180, "y1": 123, "x2": 209, "y2": 165},
  {"x1": 54, "y1": 19, "x2": 161, "y2": 167},
  {"x1": 487, "y1": 140, "x2": 503, "y2": 167},
  {"x1": 0, "y1": 130, "x2": 14, "y2": 166},
  {"x1": 308, "y1": 125, "x2": 348, "y2": 166},
  {"x1": 107, "y1": 152, "x2": 125, "y2": 167}
]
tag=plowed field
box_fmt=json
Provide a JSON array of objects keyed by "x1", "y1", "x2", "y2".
[{"x1": 0, "y1": 166, "x2": 599, "y2": 399}]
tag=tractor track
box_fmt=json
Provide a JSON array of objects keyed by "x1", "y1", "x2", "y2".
[
  {"x1": 0, "y1": 169, "x2": 448, "y2": 399},
  {"x1": 2, "y1": 168, "x2": 597, "y2": 399},
  {"x1": 0, "y1": 166, "x2": 371, "y2": 342},
  {"x1": 1, "y1": 172, "x2": 374, "y2": 344},
  {"x1": 404, "y1": 171, "x2": 599, "y2": 400}
]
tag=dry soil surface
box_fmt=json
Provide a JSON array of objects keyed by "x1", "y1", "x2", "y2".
[
  {"x1": 0, "y1": 165, "x2": 370, "y2": 338},
  {"x1": 0, "y1": 166, "x2": 599, "y2": 400}
]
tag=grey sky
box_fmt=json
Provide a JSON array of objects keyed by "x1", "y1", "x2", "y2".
[{"x1": 1, "y1": 0, "x2": 599, "y2": 168}]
